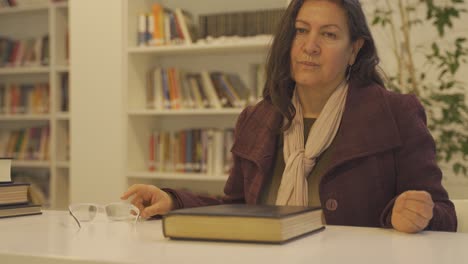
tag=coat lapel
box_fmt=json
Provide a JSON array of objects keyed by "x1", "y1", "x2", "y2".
[
  {"x1": 231, "y1": 100, "x2": 282, "y2": 171},
  {"x1": 318, "y1": 81, "x2": 402, "y2": 183}
]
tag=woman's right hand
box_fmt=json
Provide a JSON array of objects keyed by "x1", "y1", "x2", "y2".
[{"x1": 120, "y1": 184, "x2": 174, "y2": 218}]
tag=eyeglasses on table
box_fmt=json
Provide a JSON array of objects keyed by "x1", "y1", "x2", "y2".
[{"x1": 68, "y1": 202, "x2": 140, "y2": 228}]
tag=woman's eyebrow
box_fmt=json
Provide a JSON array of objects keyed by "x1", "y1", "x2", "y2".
[
  {"x1": 321, "y1": 24, "x2": 342, "y2": 31},
  {"x1": 295, "y1": 19, "x2": 342, "y2": 30},
  {"x1": 295, "y1": 19, "x2": 309, "y2": 25}
]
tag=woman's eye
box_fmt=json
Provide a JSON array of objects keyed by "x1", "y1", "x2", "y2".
[
  {"x1": 295, "y1": 28, "x2": 307, "y2": 34},
  {"x1": 323, "y1": 32, "x2": 337, "y2": 39}
]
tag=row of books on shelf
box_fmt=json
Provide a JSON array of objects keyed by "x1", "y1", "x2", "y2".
[
  {"x1": 0, "y1": 126, "x2": 49, "y2": 160},
  {"x1": 198, "y1": 8, "x2": 285, "y2": 39},
  {"x1": 138, "y1": 5, "x2": 198, "y2": 46},
  {"x1": 146, "y1": 68, "x2": 259, "y2": 110},
  {"x1": 0, "y1": 159, "x2": 42, "y2": 219},
  {"x1": 0, "y1": 82, "x2": 49, "y2": 114},
  {"x1": 148, "y1": 128, "x2": 233, "y2": 176},
  {"x1": 0, "y1": 36, "x2": 49, "y2": 68},
  {"x1": 136, "y1": 4, "x2": 285, "y2": 46}
]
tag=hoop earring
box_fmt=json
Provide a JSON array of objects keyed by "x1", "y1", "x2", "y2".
[{"x1": 346, "y1": 64, "x2": 353, "y2": 81}]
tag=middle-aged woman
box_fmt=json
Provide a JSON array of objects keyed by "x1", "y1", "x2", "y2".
[{"x1": 121, "y1": 0, "x2": 457, "y2": 233}]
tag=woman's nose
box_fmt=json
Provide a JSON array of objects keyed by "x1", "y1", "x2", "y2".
[{"x1": 302, "y1": 34, "x2": 320, "y2": 55}]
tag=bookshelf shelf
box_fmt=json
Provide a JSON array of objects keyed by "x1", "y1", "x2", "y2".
[
  {"x1": 128, "y1": 109, "x2": 242, "y2": 116},
  {"x1": 55, "y1": 113, "x2": 70, "y2": 120},
  {"x1": 0, "y1": 4, "x2": 49, "y2": 15},
  {"x1": 55, "y1": 66, "x2": 69, "y2": 72},
  {"x1": 128, "y1": 171, "x2": 228, "y2": 182},
  {"x1": 0, "y1": 66, "x2": 50, "y2": 75},
  {"x1": 56, "y1": 161, "x2": 70, "y2": 169},
  {"x1": 0, "y1": 115, "x2": 50, "y2": 121},
  {"x1": 12, "y1": 160, "x2": 50, "y2": 169},
  {"x1": 127, "y1": 37, "x2": 272, "y2": 56}
]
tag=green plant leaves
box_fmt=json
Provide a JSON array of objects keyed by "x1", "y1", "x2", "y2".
[{"x1": 371, "y1": 0, "x2": 468, "y2": 176}]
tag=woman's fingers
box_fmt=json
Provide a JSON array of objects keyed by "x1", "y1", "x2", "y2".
[
  {"x1": 392, "y1": 190, "x2": 434, "y2": 233},
  {"x1": 141, "y1": 203, "x2": 163, "y2": 218},
  {"x1": 120, "y1": 184, "x2": 142, "y2": 200}
]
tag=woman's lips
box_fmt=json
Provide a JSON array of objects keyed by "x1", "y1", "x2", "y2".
[{"x1": 298, "y1": 61, "x2": 320, "y2": 67}]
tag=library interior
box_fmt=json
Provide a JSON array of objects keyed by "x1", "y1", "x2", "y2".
[{"x1": 0, "y1": 0, "x2": 468, "y2": 263}]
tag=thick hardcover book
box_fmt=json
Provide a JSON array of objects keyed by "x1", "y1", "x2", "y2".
[
  {"x1": 0, "y1": 182, "x2": 30, "y2": 205},
  {"x1": 0, "y1": 203, "x2": 42, "y2": 219},
  {"x1": 163, "y1": 204, "x2": 324, "y2": 244}
]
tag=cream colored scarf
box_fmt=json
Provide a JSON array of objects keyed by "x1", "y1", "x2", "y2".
[{"x1": 276, "y1": 81, "x2": 349, "y2": 206}]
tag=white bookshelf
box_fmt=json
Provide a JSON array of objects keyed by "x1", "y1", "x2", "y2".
[
  {"x1": 123, "y1": 0, "x2": 285, "y2": 196},
  {"x1": 67, "y1": 0, "x2": 284, "y2": 204},
  {"x1": 0, "y1": 1, "x2": 70, "y2": 209}
]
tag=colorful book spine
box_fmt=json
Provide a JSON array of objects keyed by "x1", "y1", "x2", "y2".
[{"x1": 151, "y1": 3, "x2": 165, "y2": 45}]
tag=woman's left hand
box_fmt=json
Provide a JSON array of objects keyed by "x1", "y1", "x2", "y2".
[{"x1": 391, "y1": 190, "x2": 434, "y2": 233}]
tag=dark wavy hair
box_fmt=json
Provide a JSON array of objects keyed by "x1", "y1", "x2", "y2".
[{"x1": 263, "y1": 0, "x2": 385, "y2": 131}]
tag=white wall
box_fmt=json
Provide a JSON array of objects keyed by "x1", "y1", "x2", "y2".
[{"x1": 69, "y1": 0, "x2": 126, "y2": 203}]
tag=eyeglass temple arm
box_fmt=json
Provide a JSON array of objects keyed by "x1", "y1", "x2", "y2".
[
  {"x1": 130, "y1": 204, "x2": 140, "y2": 223},
  {"x1": 69, "y1": 209, "x2": 82, "y2": 229}
]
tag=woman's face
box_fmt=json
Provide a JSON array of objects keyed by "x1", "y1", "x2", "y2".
[{"x1": 290, "y1": 0, "x2": 362, "y2": 90}]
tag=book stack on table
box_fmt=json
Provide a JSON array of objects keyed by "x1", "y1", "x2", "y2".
[{"x1": 0, "y1": 158, "x2": 41, "y2": 218}]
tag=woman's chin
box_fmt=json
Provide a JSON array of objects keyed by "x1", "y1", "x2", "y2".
[{"x1": 294, "y1": 79, "x2": 322, "y2": 89}]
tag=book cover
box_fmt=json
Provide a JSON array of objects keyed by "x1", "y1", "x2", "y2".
[
  {"x1": 0, "y1": 158, "x2": 12, "y2": 183},
  {"x1": 152, "y1": 67, "x2": 163, "y2": 110},
  {"x1": 209, "y1": 72, "x2": 232, "y2": 107},
  {"x1": 163, "y1": 204, "x2": 324, "y2": 243},
  {"x1": 200, "y1": 71, "x2": 222, "y2": 109},
  {"x1": 0, "y1": 203, "x2": 42, "y2": 219},
  {"x1": 226, "y1": 73, "x2": 255, "y2": 104}
]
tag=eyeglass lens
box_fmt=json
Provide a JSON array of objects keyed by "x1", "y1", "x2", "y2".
[
  {"x1": 105, "y1": 203, "x2": 139, "y2": 221},
  {"x1": 71, "y1": 204, "x2": 98, "y2": 222}
]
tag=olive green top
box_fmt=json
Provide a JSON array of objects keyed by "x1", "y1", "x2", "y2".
[{"x1": 259, "y1": 118, "x2": 336, "y2": 207}]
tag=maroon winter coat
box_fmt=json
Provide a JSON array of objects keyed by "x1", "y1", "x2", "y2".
[{"x1": 164, "y1": 81, "x2": 457, "y2": 231}]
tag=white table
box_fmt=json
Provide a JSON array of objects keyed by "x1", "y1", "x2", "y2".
[{"x1": 0, "y1": 211, "x2": 467, "y2": 264}]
